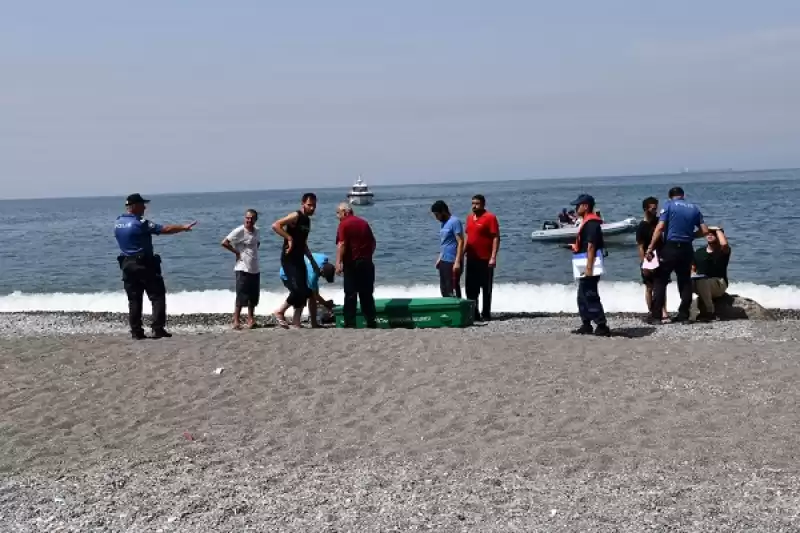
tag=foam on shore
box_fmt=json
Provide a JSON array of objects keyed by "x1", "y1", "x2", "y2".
[{"x1": 1, "y1": 281, "x2": 798, "y2": 315}]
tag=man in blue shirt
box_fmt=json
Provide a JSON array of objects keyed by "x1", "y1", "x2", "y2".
[
  {"x1": 644, "y1": 186, "x2": 709, "y2": 323},
  {"x1": 431, "y1": 200, "x2": 465, "y2": 297},
  {"x1": 280, "y1": 252, "x2": 336, "y2": 327},
  {"x1": 114, "y1": 193, "x2": 197, "y2": 340}
]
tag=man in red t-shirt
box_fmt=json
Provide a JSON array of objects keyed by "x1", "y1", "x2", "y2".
[
  {"x1": 464, "y1": 194, "x2": 500, "y2": 321},
  {"x1": 335, "y1": 203, "x2": 378, "y2": 328}
]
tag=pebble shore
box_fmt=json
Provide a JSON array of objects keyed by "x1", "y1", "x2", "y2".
[
  {"x1": 3, "y1": 311, "x2": 800, "y2": 532},
  {"x1": 1, "y1": 309, "x2": 799, "y2": 339}
]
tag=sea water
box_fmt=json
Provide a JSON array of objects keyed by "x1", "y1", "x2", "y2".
[{"x1": 1, "y1": 169, "x2": 798, "y2": 314}]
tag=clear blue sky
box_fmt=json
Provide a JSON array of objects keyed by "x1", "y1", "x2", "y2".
[{"x1": 2, "y1": 1, "x2": 800, "y2": 198}]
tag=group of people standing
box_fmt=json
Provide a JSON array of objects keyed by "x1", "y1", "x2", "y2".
[
  {"x1": 113, "y1": 186, "x2": 730, "y2": 341},
  {"x1": 429, "y1": 194, "x2": 500, "y2": 322},
  {"x1": 573, "y1": 185, "x2": 732, "y2": 338}
]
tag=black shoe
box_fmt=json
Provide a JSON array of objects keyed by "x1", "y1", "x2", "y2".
[
  {"x1": 594, "y1": 324, "x2": 612, "y2": 337},
  {"x1": 695, "y1": 312, "x2": 717, "y2": 323},
  {"x1": 152, "y1": 329, "x2": 173, "y2": 339},
  {"x1": 131, "y1": 330, "x2": 147, "y2": 340},
  {"x1": 673, "y1": 314, "x2": 691, "y2": 324},
  {"x1": 571, "y1": 324, "x2": 594, "y2": 335}
]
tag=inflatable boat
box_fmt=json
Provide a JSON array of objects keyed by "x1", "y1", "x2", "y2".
[{"x1": 530, "y1": 217, "x2": 639, "y2": 243}]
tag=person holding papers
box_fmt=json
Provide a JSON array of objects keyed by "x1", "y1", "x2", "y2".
[
  {"x1": 569, "y1": 194, "x2": 611, "y2": 337},
  {"x1": 636, "y1": 197, "x2": 669, "y2": 322},
  {"x1": 692, "y1": 226, "x2": 731, "y2": 322}
]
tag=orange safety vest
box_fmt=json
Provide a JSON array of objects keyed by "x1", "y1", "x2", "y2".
[{"x1": 570, "y1": 213, "x2": 603, "y2": 252}]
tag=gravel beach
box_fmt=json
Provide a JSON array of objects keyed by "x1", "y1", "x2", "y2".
[{"x1": 3, "y1": 313, "x2": 800, "y2": 531}]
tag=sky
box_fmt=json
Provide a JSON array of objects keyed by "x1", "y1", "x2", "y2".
[{"x1": 2, "y1": 1, "x2": 800, "y2": 199}]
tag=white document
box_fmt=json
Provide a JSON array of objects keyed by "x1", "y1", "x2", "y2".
[
  {"x1": 641, "y1": 251, "x2": 659, "y2": 270},
  {"x1": 572, "y1": 250, "x2": 605, "y2": 279}
]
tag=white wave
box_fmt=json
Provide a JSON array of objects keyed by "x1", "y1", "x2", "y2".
[{"x1": 0, "y1": 282, "x2": 798, "y2": 314}]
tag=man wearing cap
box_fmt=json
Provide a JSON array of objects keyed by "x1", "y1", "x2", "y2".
[
  {"x1": 569, "y1": 194, "x2": 611, "y2": 336},
  {"x1": 645, "y1": 186, "x2": 709, "y2": 324},
  {"x1": 114, "y1": 193, "x2": 197, "y2": 340},
  {"x1": 280, "y1": 252, "x2": 337, "y2": 328}
]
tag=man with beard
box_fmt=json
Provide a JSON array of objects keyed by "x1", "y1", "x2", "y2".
[
  {"x1": 464, "y1": 194, "x2": 500, "y2": 322},
  {"x1": 271, "y1": 193, "x2": 322, "y2": 328}
]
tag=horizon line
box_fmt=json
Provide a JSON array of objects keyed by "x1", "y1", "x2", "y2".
[{"x1": 1, "y1": 166, "x2": 797, "y2": 202}]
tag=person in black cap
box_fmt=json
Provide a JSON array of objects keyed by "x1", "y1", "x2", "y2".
[
  {"x1": 114, "y1": 193, "x2": 197, "y2": 340},
  {"x1": 569, "y1": 194, "x2": 610, "y2": 336}
]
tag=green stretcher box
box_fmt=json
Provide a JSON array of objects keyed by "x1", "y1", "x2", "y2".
[{"x1": 333, "y1": 297, "x2": 475, "y2": 329}]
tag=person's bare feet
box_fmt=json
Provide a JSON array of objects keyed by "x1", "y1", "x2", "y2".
[
  {"x1": 273, "y1": 310, "x2": 289, "y2": 329},
  {"x1": 232, "y1": 323, "x2": 242, "y2": 330}
]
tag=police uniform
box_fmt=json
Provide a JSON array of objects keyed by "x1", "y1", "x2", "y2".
[
  {"x1": 114, "y1": 194, "x2": 169, "y2": 338},
  {"x1": 650, "y1": 196, "x2": 705, "y2": 321}
]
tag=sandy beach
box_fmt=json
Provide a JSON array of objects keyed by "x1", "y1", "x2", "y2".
[{"x1": 3, "y1": 315, "x2": 800, "y2": 532}]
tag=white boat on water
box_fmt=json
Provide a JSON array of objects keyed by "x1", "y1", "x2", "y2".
[
  {"x1": 530, "y1": 217, "x2": 639, "y2": 243},
  {"x1": 347, "y1": 175, "x2": 374, "y2": 206}
]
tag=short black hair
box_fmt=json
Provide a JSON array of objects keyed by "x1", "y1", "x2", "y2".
[
  {"x1": 246, "y1": 208, "x2": 258, "y2": 220},
  {"x1": 472, "y1": 194, "x2": 486, "y2": 204},
  {"x1": 302, "y1": 192, "x2": 317, "y2": 203},
  {"x1": 642, "y1": 196, "x2": 658, "y2": 210},
  {"x1": 430, "y1": 200, "x2": 449, "y2": 214},
  {"x1": 668, "y1": 186, "x2": 685, "y2": 198}
]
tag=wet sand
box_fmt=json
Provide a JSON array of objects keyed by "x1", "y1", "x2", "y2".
[{"x1": 3, "y1": 319, "x2": 800, "y2": 531}]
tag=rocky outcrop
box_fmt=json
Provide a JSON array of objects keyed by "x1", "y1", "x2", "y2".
[{"x1": 690, "y1": 293, "x2": 776, "y2": 321}]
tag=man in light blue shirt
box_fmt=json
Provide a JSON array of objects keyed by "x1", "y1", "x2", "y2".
[
  {"x1": 645, "y1": 186, "x2": 710, "y2": 323},
  {"x1": 279, "y1": 252, "x2": 336, "y2": 327},
  {"x1": 431, "y1": 200, "x2": 465, "y2": 297}
]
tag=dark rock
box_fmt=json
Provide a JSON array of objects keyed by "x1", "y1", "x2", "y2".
[{"x1": 690, "y1": 293, "x2": 776, "y2": 321}]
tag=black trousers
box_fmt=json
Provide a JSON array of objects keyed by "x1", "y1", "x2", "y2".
[
  {"x1": 652, "y1": 241, "x2": 694, "y2": 319},
  {"x1": 577, "y1": 275, "x2": 607, "y2": 326},
  {"x1": 343, "y1": 258, "x2": 377, "y2": 328},
  {"x1": 438, "y1": 261, "x2": 462, "y2": 298},
  {"x1": 281, "y1": 254, "x2": 310, "y2": 309},
  {"x1": 465, "y1": 257, "x2": 494, "y2": 320},
  {"x1": 118, "y1": 255, "x2": 167, "y2": 334}
]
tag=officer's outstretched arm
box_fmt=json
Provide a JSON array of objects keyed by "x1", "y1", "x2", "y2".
[{"x1": 160, "y1": 221, "x2": 197, "y2": 235}]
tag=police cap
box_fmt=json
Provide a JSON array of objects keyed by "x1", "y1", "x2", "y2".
[{"x1": 125, "y1": 193, "x2": 150, "y2": 206}]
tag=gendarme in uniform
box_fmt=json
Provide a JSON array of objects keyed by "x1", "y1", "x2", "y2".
[{"x1": 114, "y1": 193, "x2": 194, "y2": 339}]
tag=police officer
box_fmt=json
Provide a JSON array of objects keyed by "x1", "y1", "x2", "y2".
[
  {"x1": 645, "y1": 186, "x2": 709, "y2": 324},
  {"x1": 114, "y1": 193, "x2": 197, "y2": 339}
]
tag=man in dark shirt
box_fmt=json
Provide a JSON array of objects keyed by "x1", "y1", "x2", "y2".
[
  {"x1": 570, "y1": 194, "x2": 610, "y2": 337},
  {"x1": 335, "y1": 203, "x2": 378, "y2": 328},
  {"x1": 271, "y1": 193, "x2": 322, "y2": 328},
  {"x1": 636, "y1": 197, "x2": 669, "y2": 321},
  {"x1": 113, "y1": 193, "x2": 196, "y2": 340},
  {"x1": 693, "y1": 227, "x2": 731, "y2": 321}
]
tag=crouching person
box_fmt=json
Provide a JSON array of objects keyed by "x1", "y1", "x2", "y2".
[
  {"x1": 280, "y1": 252, "x2": 337, "y2": 328},
  {"x1": 693, "y1": 226, "x2": 731, "y2": 321}
]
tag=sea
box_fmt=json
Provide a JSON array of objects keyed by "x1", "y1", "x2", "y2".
[{"x1": 1, "y1": 169, "x2": 799, "y2": 315}]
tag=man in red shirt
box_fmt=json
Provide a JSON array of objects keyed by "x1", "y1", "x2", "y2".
[
  {"x1": 335, "y1": 203, "x2": 378, "y2": 328},
  {"x1": 465, "y1": 194, "x2": 500, "y2": 321}
]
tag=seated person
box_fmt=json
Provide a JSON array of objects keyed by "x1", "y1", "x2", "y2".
[
  {"x1": 279, "y1": 252, "x2": 337, "y2": 327},
  {"x1": 557, "y1": 208, "x2": 571, "y2": 225},
  {"x1": 567, "y1": 210, "x2": 578, "y2": 224},
  {"x1": 692, "y1": 226, "x2": 731, "y2": 320}
]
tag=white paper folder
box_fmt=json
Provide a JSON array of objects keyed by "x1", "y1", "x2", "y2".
[{"x1": 572, "y1": 250, "x2": 605, "y2": 279}]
